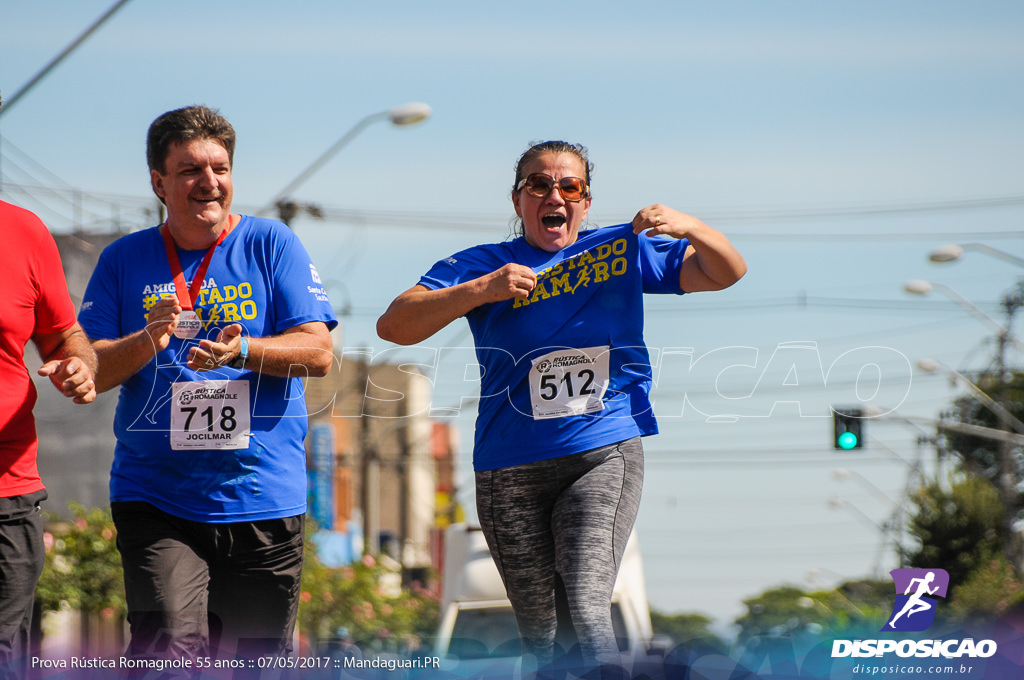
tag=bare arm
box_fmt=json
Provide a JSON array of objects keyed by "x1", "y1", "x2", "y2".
[
  {"x1": 91, "y1": 296, "x2": 181, "y2": 393},
  {"x1": 377, "y1": 264, "x2": 537, "y2": 346},
  {"x1": 188, "y1": 321, "x2": 334, "y2": 378},
  {"x1": 33, "y1": 322, "x2": 99, "y2": 404},
  {"x1": 93, "y1": 295, "x2": 334, "y2": 389},
  {"x1": 633, "y1": 204, "x2": 747, "y2": 293}
]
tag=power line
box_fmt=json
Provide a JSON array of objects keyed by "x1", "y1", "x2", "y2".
[
  {"x1": 644, "y1": 520, "x2": 897, "y2": 538},
  {"x1": 645, "y1": 545, "x2": 883, "y2": 560},
  {"x1": 1, "y1": 157, "x2": 82, "y2": 211},
  {"x1": 0, "y1": 0, "x2": 134, "y2": 118},
  {"x1": 642, "y1": 457, "x2": 909, "y2": 469},
  {"x1": 672, "y1": 195, "x2": 1024, "y2": 225},
  {"x1": 645, "y1": 295, "x2": 1005, "y2": 315},
  {"x1": 0, "y1": 179, "x2": 157, "y2": 232},
  {"x1": 331, "y1": 294, "x2": 1005, "y2": 321},
  {"x1": 4, "y1": 173, "x2": 1024, "y2": 236},
  {"x1": 0, "y1": 136, "x2": 76, "y2": 189},
  {"x1": 295, "y1": 193, "x2": 1024, "y2": 231}
]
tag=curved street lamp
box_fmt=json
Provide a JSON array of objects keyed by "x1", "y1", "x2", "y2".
[
  {"x1": 916, "y1": 357, "x2": 1024, "y2": 435},
  {"x1": 903, "y1": 279, "x2": 1024, "y2": 350},
  {"x1": 907, "y1": 262, "x2": 1024, "y2": 570},
  {"x1": 256, "y1": 102, "x2": 432, "y2": 218},
  {"x1": 928, "y1": 243, "x2": 1024, "y2": 267}
]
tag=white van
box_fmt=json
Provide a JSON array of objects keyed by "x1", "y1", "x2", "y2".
[{"x1": 434, "y1": 523, "x2": 654, "y2": 665}]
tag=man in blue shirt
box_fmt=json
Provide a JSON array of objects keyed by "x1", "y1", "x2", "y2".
[{"x1": 80, "y1": 105, "x2": 337, "y2": 669}]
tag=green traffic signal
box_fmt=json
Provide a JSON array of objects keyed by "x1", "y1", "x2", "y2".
[
  {"x1": 832, "y1": 407, "x2": 865, "y2": 450},
  {"x1": 837, "y1": 431, "x2": 859, "y2": 450}
]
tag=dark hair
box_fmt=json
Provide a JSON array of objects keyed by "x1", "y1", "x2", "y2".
[
  {"x1": 146, "y1": 105, "x2": 235, "y2": 175},
  {"x1": 512, "y1": 140, "x2": 593, "y2": 194},
  {"x1": 510, "y1": 141, "x2": 594, "y2": 237}
]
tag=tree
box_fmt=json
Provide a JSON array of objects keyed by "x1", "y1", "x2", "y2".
[
  {"x1": 35, "y1": 504, "x2": 126, "y2": 655},
  {"x1": 296, "y1": 521, "x2": 439, "y2": 654},
  {"x1": 903, "y1": 470, "x2": 1024, "y2": 621},
  {"x1": 904, "y1": 471, "x2": 1005, "y2": 588},
  {"x1": 732, "y1": 582, "x2": 889, "y2": 644},
  {"x1": 649, "y1": 610, "x2": 726, "y2": 650},
  {"x1": 943, "y1": 371, "x2": 1024, "y2": 478},
  {"x1": 949, "y1": 556, "x2": 1023, "y2": 620},
  {"x1": 941, "y1": 369, "x2": 1024, "y2": 570},
  {"x1": 729, "y1": 582, "x2": 890, "y2": 677}
]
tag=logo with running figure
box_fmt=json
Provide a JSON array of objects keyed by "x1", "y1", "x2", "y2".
[{"x1": 882, "y1": 568, "x2": 950, "y2": 632}]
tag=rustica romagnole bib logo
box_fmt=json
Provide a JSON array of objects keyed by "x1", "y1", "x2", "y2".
[{"x1": 881, "y1": 568, "x2": 950, "y2": 632}]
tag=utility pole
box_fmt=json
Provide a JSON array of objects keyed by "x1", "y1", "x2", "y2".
[
  {"x1": 357, "y1": 350, "x2": 380, "y2": 556},
  {"x1": 996, "y1": 282, "x2": 1024, "y2": 573}
]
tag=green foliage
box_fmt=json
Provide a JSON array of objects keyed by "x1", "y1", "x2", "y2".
[
  {"x1": 733, "y1": 582, "x2": 890, "y2": 643},
  {"x1": 942, "y1": 370, "x2": 1024, "y2": 513},
  {"x1": 904, "y1": 471, "x2": 1005, "y2": 588},
  {"x1": 36, "y1": 503, "x2": 125, "y2": 620},
  {"x1": 900, "y1": 468, "x2": 1024, "y2": 623},
  {"x1": 296, "y1": 525, "x2": 440, "y2": 653},
  {"x1": 727, "y1": 369, "x2": 1024, "y2": 644},
  {"x1": 949, "y1": 555, "x2": 1024, "y2": 620},
  {"x1": 650, "y1": 610, "x2": 727, "y2": 649}
]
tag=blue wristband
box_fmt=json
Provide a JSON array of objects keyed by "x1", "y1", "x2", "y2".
[{"x1": 229, "y1": 335, "x2": 249, "y2": 369}]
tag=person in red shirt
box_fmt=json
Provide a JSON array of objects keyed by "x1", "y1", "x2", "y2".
[{"x1": 0, "y1": 199, "x2": 97, "y2": 679}]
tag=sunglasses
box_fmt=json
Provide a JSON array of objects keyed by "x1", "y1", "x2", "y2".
[{"x1": 516, "y1": 173, "x2": 590, "y2": 202}]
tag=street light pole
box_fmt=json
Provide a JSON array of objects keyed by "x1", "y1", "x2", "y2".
[
  {"x1": 903, "y1": 279, "x2": 1024, "y2": 349},
  {"x1": 255, "y1": 102, "x2": 431, "y2": 220},
  {"x1": 906, "y1": 272, "x2": 1024, "y2": 573},
  {"x1": 924, "y1": 250, "x2": 1024, "y2": 561},
  {"x1": 916, "y1": 358, "x2": 1024, "y2": 435},
  {"x1": 928, "y1": 243, "x2": 1024, "y2": 268}
]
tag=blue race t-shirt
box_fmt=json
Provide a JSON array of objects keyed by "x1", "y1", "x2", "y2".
[
  {"x1": 79, "y1": 216, "x2": 337, "y2": 522},
  {"x1": 418, "y1": 223, "x2": 688, "y2": 471}
]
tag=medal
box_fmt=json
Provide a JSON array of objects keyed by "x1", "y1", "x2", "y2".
[
  {"x1": 161, "y1": 220, "x2": 232, "y2": 338},
  {"x1": 174, "y1": 310, "x2": 202, "y2": 339}
]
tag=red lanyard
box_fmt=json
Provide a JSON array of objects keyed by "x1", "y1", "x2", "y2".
[{"x1": 161, "y1": 220, "x2": 231, "y2": 311}]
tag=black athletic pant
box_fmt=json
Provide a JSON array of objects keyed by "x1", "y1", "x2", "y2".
[
  {"x1": 111, "y1": 501, "x2": 304, "y2": 676},
  {"x1": 0, "y1": 490, "x2": 46, "y2": 680},
  {"x1": 475, "y1": 438, "x2": 644, "y2": 668}
]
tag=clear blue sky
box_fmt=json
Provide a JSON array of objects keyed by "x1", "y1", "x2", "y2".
[{"x1": 3, "y1": 0, "x2": 1024, "y2": 631}]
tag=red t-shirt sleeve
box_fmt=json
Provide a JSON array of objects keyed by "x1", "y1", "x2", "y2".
[{"x1": 28, "y1": 216, "x2": 77, "y2": 336}]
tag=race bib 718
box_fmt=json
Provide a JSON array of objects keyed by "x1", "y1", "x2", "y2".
[{"x1": 170, "y1": 379, "x2": 251, "y2": 450}]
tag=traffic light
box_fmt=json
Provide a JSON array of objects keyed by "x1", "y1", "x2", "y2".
[{"x1": 833, "y1": 407, "x2": 865, "y2": 450}]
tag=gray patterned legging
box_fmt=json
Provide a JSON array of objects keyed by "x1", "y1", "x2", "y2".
[{"x1": 475, "y1": 437, "x2": 644, "y2": 666}]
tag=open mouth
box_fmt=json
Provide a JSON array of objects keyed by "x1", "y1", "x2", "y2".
[{"x1": 541, "y1": 214, "x2": 566, "y2": 229}]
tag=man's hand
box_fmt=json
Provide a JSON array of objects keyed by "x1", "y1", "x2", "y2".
[
  {"x1": 38, "y1": 356, "x2": 97, "y2": 404},
  {"x1": 146, "y1": 296, "x2": 182, "y2": 351},
  {"x1": 188, "y1": 323, "x2": 244, "y2": 372},
  {"x1": 33, "y1": 323, "x2": 98, "y2": 403}
]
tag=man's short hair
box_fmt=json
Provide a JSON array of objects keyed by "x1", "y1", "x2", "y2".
[{"x1": 147, "y1": 105, "x2": 235, "y2": 175}]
